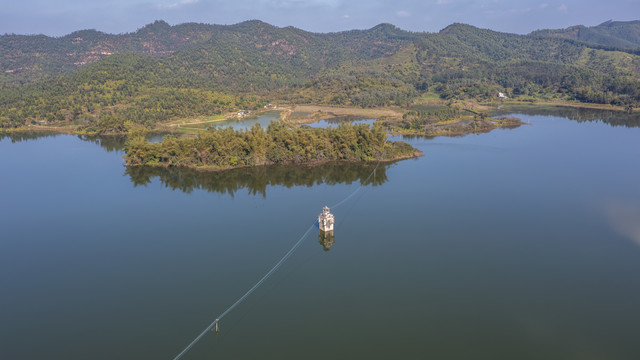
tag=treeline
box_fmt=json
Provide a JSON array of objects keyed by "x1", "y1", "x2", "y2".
[
  {"x1": 0, "y1": 53, "x2": 264, "y2": 131},
  {"x1": 398, "y1": 108, "x2": 462, "y2": 131},
  {"x1": 425, "y1": 60, "x2": 640, "y2": 106},
  {"x1": 124, "y1": 122, "x2": 418, "y2": 169}
]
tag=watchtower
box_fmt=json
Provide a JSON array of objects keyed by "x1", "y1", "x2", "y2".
[{"x1": 318, "y1": 206, "x2": 334, "y2": 232}]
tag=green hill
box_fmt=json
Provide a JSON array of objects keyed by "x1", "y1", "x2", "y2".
[
  {"x1": 0, "y1": 20, "x2": 417, "y2": 85},
  {"x1": 1, "y1": 20, "x2": 639, "y2": 132},
  {"x1": 531, "y1": 20, "x2": 640, "y2": 50}
]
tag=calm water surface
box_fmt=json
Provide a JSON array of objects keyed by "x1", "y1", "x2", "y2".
[
  {"x1": 2, "y1": 110, "x2": 640, "y2": 360},
  {"x1": 305, "y1": 117, "x2": 376, "y2": 129},
  {"x1": 200, "y1": 111, "x2": 280, "y2": 131}
]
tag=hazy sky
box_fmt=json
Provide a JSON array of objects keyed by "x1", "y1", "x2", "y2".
[{"x1": 1, "y1": 0, "x2": 638, "y2": 36}]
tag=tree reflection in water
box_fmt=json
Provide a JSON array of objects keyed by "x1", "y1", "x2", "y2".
[
  {"x1": 125, "y1": 161, "x2": 391, "y2": 197},
  {"x1": 491, "y1": 105, "x2": 640, "y2": 128}
]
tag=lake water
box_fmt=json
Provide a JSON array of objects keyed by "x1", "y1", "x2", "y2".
[
  {"x1": 196, "y1": 111, "x2": 281, "y2": 131},
  {"x1": 304, "y1": 117, "x2": 376, "y2": 129},
  {"x1": 2, "y1": 109, "x2": 640, "y2": 360}
]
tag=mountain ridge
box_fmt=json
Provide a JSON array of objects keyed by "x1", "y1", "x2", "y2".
[
  {"x1": 530, "y1": 19, "x2": 640, "y2": 49},
  {"x1": 1, "y1": 20, "x2": 639, "y2": 132},
  {"x1": 3, "y1": 19, "x2": 640, "y2": 83},
  {"x1": 0, "y1": 20, "x2": 420, "y2": 83}
]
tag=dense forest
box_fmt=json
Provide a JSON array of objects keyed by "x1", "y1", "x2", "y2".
[
  {"x1": 124, "y1": 122, "x2": 419, "y2": 169},
  {"x1": 1, "y1": 20, "x2": 640, "y2": 132}
]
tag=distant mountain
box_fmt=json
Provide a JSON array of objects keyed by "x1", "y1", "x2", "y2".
[
  {"x1": 531, "y1": 20, "x2": 640, "y2": 50},
  {"x1": 0, "y1": 20, "x2": 418, "y2": 84},
  {"x1": 1, "y1": 21, "x2": 639, "y2": 132},
  {"x1": 1, "y1": 21, "x2": 203, "y2": 83}
]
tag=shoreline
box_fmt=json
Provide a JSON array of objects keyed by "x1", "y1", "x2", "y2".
[
  {"x1": 384, "y1": 115, "x2": 526, "y2": 138},
  {"x1": 126, "y1": 148, "x2": 424, "y2": 173},
  {"x1": 1, "y1": 100, "x2": 634, "y2": 137},
  {"x1": 282, "y1": 105, "x2": 404, "y2": 123}
]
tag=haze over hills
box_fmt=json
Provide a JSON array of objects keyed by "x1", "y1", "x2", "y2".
[{"x1": 1, "y1": 20, "x2": 639, "y2": 132}]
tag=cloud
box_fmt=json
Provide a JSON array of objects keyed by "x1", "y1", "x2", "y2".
[
  {"x1": 436, "y1": 0, "x2": 453, "y2": 5},
  {"x1": 483, "y1": 7, "x2": 532, "y2": 17},
  {"x1": 157, "y1": 0, "x2": 199, "y2": 10},
  {"x1": 557, "y1": 4, "x2": 567, "y2": 11},
  {"x1": 263, "y1": 0, "x2": 341, "y2": 9},
  {"x1": 539, "y1": 3, "x2": 549, "y2": 9},
  {"x1": 396, "y1": 10, "x2": 411, "y2": 17}
]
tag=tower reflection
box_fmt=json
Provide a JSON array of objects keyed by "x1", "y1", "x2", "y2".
[{"x1": 318, "y1": 230, "x2": 335, "y2": 251}]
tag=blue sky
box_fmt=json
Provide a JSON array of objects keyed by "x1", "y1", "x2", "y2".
[{"x1": 1, "y1": 0, "x2": 638, "y2": 36}]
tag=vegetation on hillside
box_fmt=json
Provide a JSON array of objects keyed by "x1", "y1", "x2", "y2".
[
  {"x1": 2, "y1": 20, "x2": 640, "y2": 133},
  {"x1": 410, "y1": 24, "x2": 640, "y2": 106},
  {"x1": 531, "y1": 20, "x2": 640, "y2": 50}
]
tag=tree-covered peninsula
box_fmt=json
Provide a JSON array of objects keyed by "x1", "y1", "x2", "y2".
[{"x1": 124, "y1": 122, "x2": 421, "y2": 170}]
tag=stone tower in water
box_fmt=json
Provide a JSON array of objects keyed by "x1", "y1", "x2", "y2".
[{"x1": 318, "y1": 206, "x2": 334, "y2": 232}]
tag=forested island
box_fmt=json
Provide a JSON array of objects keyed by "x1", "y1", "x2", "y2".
[
  {"x1": 381, "y1": 108, "x2": 523, "y2": 137},
  {"x1": 125, "y1": 122, "x2": 421, "y2": 170}
]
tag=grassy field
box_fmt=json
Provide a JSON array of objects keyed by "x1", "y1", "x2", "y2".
[{"x1": 282, "y1": 105, "x2": 404, "y2": 124}]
